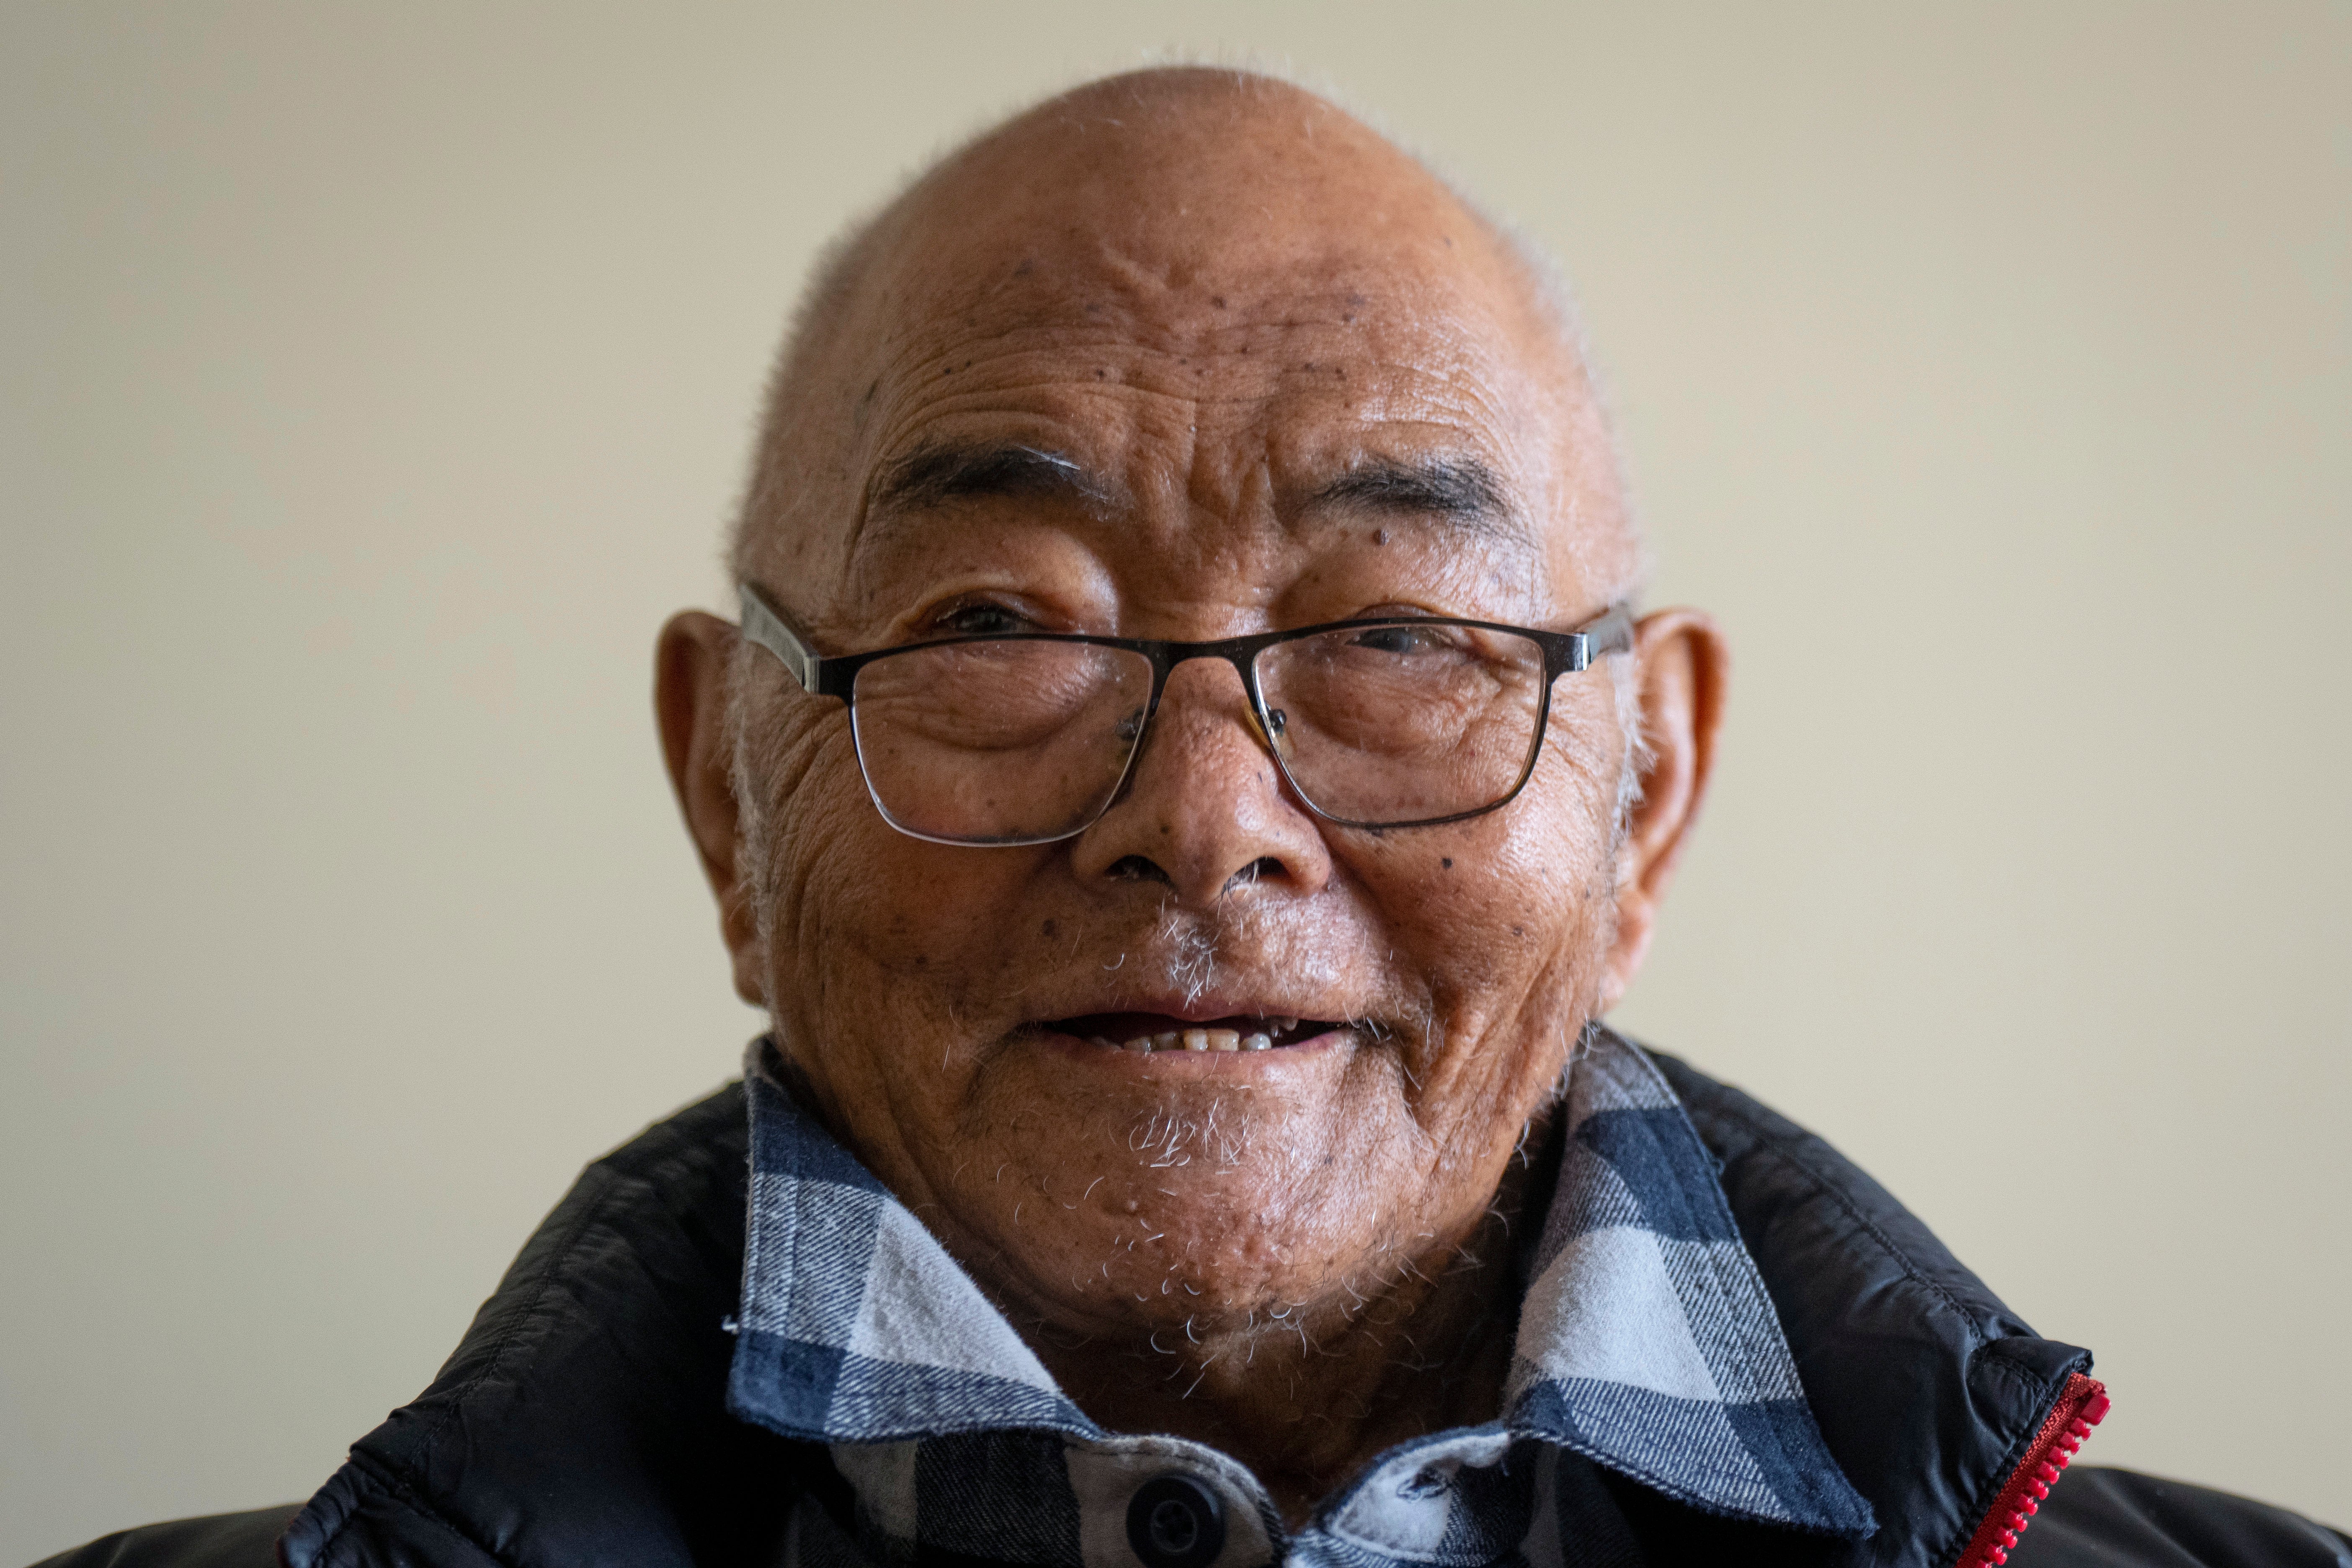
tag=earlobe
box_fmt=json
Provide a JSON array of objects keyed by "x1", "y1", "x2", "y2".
[
  {"x1": 655, "y1": 611, "x2": 766, "y2": 1006},
  {"x1": 1599, "y1": 609, "x2": 1729, "y2": 1009}
]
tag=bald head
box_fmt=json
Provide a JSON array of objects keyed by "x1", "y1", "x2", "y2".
[
  {"x1": 658, "y1": 69, "x2": 1727, "y2": 1512},
  {"x1": 732, "y1": 67, "x2": 1638, "y2": 606}
]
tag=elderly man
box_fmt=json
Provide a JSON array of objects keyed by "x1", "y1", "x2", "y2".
[{"x1": 42, "y1": 68, "x2": 2343, "y2": 1568}]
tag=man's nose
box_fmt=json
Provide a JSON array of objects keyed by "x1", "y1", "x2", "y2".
[{"x1": 1067, "y1": 657, "x2": 1333, "y2": 905}]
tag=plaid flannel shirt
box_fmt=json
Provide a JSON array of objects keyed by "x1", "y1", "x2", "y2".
[{"x1": 727, "y1": 1029, "x2": 1873, "y2": 1567}]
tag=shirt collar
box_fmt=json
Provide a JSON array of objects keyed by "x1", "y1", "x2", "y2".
[
  {"x1": 726, "y1": 1028, "x2": 1872, "y2": 1542},
  {"x1": 1501, "y1": 1029, "x2": 1875, "y2": 1533}
]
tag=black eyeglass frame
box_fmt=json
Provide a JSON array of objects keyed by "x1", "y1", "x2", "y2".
[{"x1": 738, "y1": 583, "x2": 1636, "y2": 843}]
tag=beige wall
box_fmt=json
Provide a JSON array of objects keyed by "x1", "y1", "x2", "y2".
[{"x1": 3, "y1": 3, "x2": 2344, "y2": 1555}]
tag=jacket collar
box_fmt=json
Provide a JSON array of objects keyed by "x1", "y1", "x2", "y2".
[
  {"x1": 275, "y1": 1035, "x2": 2100, "y2": 1568},
  {"x1": 727, "y1": 1029, "x2": 1875, "y2": 1538}
]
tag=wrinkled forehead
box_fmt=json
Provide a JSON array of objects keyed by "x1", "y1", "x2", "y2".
[
  {"x1": 762, "y1": 80, "x2": 1622, "y2": 596},
  {"x1": 859, "y1": 98, "x2": 1558, "y2": 387}
]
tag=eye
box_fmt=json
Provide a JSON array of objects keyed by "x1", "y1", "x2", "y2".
[
  {"x1": 1347, "y1": 622, "x2": 1460, "y2": 656},
  {"x1": 933, "y1": 600, "x2": 1034, "y2": 637}
]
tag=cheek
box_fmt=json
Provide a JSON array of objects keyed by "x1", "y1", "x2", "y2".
[
  {"x1": 763, "y1": 720, "x2": 1056, "y2": 1044},
  {"x1": 1359, "y1": 767, "x2": 1614, "y2": 1001},
  {"x1": 759, "y1": 723, "x2": 1065, "y2": 1186},
  {"x1": 1335, "y1": 733, "x2": 1619, "y2": 1137}
]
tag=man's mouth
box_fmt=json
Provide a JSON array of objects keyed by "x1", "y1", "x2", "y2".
[{"x1": 1040, "y1": 1013, "x2": 1343, "y2": 1054}]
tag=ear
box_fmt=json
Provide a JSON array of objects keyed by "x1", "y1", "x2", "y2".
[
  {"x1": 1598, "y1": 607, "x2": 1729, "y2": 1011},
  {"x1": 655, "y1": 610, "x2": 766, "y2": 1007}
]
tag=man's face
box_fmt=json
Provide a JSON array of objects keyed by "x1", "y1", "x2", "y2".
[{"x1": 670, "y1": 84, "x2": 1700, "y2": 1361}]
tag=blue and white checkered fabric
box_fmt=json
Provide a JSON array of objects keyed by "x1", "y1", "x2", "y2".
[{"x1": 728, "y1": 1029, "x2": 1873, "y2": 1566}]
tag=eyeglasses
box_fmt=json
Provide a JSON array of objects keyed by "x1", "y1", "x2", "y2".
[{"x1": 738, "y1": 585, "x2": 1634, "y2": 846}]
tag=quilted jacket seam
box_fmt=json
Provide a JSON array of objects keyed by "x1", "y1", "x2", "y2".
[
  {"x1": 1928, "y1": 1338, "x2": 2084, "y2": 1568},
  {"x1": 324, "y1": 1451, "x2": 516, "y2": 1568},
  {"x1": 410, "y1": 1163, "x2": 621, "y2": 1463},
  {"x1": 1677, "y1": 1086, "x2": 1991, "y2": 1347},
  {"x1": 320, "y1": 1092, "x2": 746, "y2": 1565},
  {"x1": 1973, "y1": 1339, "x2": 2073, "y2": 1393},
  {"x1": 1924, "y1": 1376, "x2": 2051, "y2": 1568}
]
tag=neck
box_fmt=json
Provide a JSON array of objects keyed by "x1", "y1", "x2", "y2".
[{"x1": 1026, "y1": 1137, "x2": 1548, "y2": 1528}]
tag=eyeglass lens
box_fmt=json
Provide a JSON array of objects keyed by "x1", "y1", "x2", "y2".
[
  {"x1": 846, "y1": 624, "x2": 1550, "y2": 845},
  {"x1": 1256, "y1": 623, "x2": 1548, "y2": 827}
]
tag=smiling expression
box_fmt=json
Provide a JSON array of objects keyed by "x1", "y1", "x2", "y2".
[{"x1": 692, "y1": 73, "x2": 1661, "y2": 1373}]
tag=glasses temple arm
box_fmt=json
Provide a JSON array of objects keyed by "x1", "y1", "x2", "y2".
[
  {"x1": 1569, "y1": 606, "x2": 1637, "y2": 669},
  {"x1": 738, "y1": 584, "x2": 823, "y2": 694}
]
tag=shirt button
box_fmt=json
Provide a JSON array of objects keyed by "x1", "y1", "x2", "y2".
[{"x1": 1126, "y1": 1473, "x2": 1226, "y2": 1568}]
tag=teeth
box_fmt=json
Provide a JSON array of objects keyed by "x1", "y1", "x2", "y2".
[
  {"x1": 1274, "y1": 1015, "x2": 1300, "y2": 1033},
  {"x1": 1091, "y1": 1026, "x2": 1282, "y2": 1053}
]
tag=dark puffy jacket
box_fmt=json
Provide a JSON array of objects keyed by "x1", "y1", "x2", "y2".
[{"x1": 34, "y1": 1055, "x2": 2347, "y2": 1568}]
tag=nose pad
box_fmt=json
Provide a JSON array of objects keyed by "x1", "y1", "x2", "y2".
[
  {"x1": 1153, "y1": 664, "x2": 1295, "y2": 783},
  {"x1": 1069, "y1": 658, "x2": 1332, "y2": 904},
  {"x1": 1253, "y1": 702, "x2": 1293, "y2": 761},
  {"x1": 1112, "y1": 663, "x2": 1288, "y2": 805}
]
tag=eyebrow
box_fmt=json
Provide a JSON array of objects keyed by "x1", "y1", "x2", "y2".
[
  {"x1": 1307, "y1": 456, "x2": 1529, "y2": 544},
  {"x1": 867, "y1": 441, "x2": 1115, "y2": 520},
  {"x1": 857, "y1": 442, "x2": 1529, "y2": 551}
]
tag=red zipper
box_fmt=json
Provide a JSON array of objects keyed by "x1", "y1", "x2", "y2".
[{"x1": 1952, "y1": 1372, "x2": 2110, "y2": 1568}]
